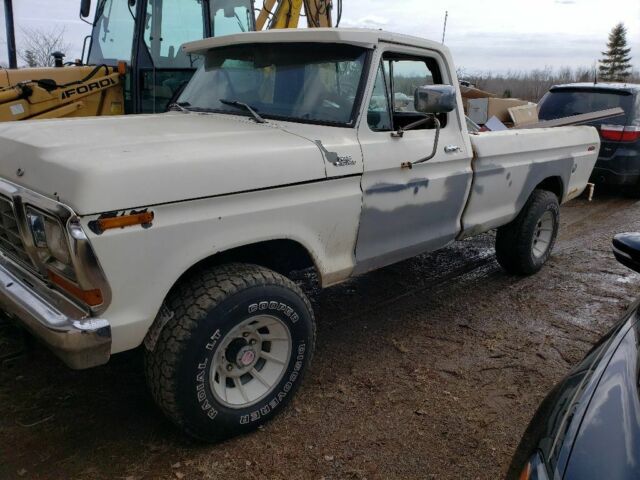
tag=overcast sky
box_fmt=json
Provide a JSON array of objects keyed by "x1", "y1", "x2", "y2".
[{"x1": 0, "y1": 0, "x2": 638, "y2": 73}]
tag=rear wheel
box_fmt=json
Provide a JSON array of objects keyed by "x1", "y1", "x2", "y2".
[
  {"x1": 144, "y1": 263, "x2": 315, "y2": 442},
  {"x1": 495, "y1": 189, "x2": 560, "y2": 275}
]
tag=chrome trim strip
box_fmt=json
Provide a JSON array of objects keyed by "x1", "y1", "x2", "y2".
[
  {"x1": 0, "y1": 178, "x2": 111, "y2": 314},
  {"x1": 613, "y1": 245, "x2": 632, "y2": 260},
  {"x1": 0, "y1": 254, "x2": 111, "y2": 369}
]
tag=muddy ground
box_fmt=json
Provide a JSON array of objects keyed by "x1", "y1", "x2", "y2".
[{"x1": 2, "y1": 193, "x2": 640, "y2": 480}]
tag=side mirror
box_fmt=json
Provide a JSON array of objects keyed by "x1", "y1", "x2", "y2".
[
  {"x1": 80, "y1": 0, "x2": 91, "y2": 18},
  {"x1": 612, "y1": 233, "x2": 640, "y2": 273},
  {"x1": 414, "y1": 85, "x2": 457, "y2": 114}
]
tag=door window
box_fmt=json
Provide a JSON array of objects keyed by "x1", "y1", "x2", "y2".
[
  {"x1": 375, "y1": 53, "x2": 445, "y2": 130},
  {"x1": 211, "y1": 0, "x2": 254, "y2": 36},
  {"x1": 367, "y1": 62, "x2": 393, "y2": 131},
  {"x1": 88, "y1": 0, "x2": 136, "y2": 64},
  {"x1": 387, "y1": 58, "x2": 434, "y2": 113},
  {"x1": 144, "y1": 0, "x2": 206, "y2": 69}
]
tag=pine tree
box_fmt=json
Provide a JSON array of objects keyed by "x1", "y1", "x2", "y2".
[{"x1": 599, "y1": 23, "x2": 632, "y2": 82}]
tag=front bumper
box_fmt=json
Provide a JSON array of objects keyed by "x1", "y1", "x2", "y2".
[{"x1": 0, "y1": 255, "x2": 111, "y2": 369}]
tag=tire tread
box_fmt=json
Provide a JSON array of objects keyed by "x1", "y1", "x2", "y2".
[
  {"x1": 144, "y1": 263, "x2": 315, "y2": 438},
  {"x1": 495, "y1": 189, "x2": 559, "y2": 275}
]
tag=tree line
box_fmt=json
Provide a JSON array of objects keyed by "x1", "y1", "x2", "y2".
[{"x1": 460, "y1": 66, "x2": 640, "y2": 103}]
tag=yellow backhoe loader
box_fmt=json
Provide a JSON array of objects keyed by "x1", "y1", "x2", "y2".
[
  {"x1": 256, "y1": 0, "x2": 337, "y2": 30},
  {"x1": 0, "y1": 0, "x2": 337, "y2": 122}
]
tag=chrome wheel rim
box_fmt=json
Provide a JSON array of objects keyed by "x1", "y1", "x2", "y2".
[
  {"x1": 532, "y1": 210, "x2": 555, "y2": 259},
  {"x1": 210, "y1": 315, "x2": 292, "y2": 409}
]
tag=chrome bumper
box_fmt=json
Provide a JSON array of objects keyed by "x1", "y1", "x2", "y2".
[{"x1": 0, "y1": 255, "x2": 111, "y2": 369}]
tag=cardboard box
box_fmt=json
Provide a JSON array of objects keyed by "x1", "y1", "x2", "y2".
[
  {"x1": 467, "y1": 98, "x2": 529, "y2": 125},
  {"x1": 508, "y1": 104, "x2": 538, "y2": 127},
  {"x1": 459, "y1": 85, "x2": 496, "y2": 114}
]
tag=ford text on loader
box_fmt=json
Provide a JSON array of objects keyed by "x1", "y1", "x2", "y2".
[{"x1": 0, "y1": 29, "x2": 599, "y2": 441}]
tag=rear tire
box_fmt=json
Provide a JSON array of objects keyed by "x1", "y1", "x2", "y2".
[
  {"x1": 144, "y1": 263, "x2": 315, "y2": 442},
  {"x1": 495, "y1": 189, "x2": 560, "y2": 275}
]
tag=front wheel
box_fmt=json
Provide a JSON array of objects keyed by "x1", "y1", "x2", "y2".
[
  {"x1": 144, "y1": 263, "x2": 315, "y2": 442},
  {"x1": 495, "y1": 189, "x2": 560, "y2": 275}
]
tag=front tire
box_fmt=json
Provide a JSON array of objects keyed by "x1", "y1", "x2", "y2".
[
  {"x1": 495, "y1": 189, "x2": 560, "y2": 275},
  {"x1": 144, "y1": 263, "x2": 315, "y2": 442}
]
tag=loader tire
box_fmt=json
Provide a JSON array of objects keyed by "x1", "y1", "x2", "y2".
[
  {"x1": 495, "y1": 189, "x2": 560, "y2": 275},
  {"x1": 144, "y1": 263, "x2": 315, "y2": 442}
]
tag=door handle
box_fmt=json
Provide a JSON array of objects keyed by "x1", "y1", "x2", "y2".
[{"x1": 444, "y1": 145, "x2": 462, "y2": 154}]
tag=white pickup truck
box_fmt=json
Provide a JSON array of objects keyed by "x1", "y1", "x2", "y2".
[{"x1": 0, "y1": 29, "x2": 599, "y2": 441}]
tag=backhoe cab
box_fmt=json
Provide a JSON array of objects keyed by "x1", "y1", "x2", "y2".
[
  {"x1": 83, "y1": 0, "x2": 255, "y2": 114},
  {"x1": 0, "y1": 0, "x2": 255, "y2": 121}
]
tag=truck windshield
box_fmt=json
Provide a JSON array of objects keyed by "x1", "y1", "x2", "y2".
[
  {"x1": 178, "y1": 43, "x2": 369, "y2": 126},
  {"x1": 538, "y1": 88, "x2": 634, "y2": 126}
]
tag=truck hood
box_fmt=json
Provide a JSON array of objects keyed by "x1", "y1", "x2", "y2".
[{"x1": 0, "y1": 112, "x2": 326, "y2": 215}]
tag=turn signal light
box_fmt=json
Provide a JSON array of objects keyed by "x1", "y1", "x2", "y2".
[
  {"x1": 519, "y1": 464, "x2": 531, "y2": 480},
  {"x1": 48, "y1": 270, "x2": 103, "y2": 307},
  {"x1": 117, "y1": 61, "x2": 128, "y2": 76},
  {"x1": 94, "y1": 211, "x2": 154, "y2": 234}
]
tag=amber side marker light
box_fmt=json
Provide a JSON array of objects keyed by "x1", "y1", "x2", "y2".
[
  {"x1": 91, "y1": 211, "x2": 154, "y2": 234},
  {"x1": 519, "y1": 463, "x2": 532, "y2": 480},
  {"x1": 48, "y1": 271, "x2": 103, "y2": 307}
]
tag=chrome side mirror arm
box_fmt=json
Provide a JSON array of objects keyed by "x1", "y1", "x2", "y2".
[{"x1": 400, "y1": 115, "x2": 441, "y2": 169}]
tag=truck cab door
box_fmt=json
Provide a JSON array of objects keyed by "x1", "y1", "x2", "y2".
[
  {"x1": 134, "y1": 0, "x2": 255, "y2": 114},
  {"x1": 354, "y1": 48, "x2": 473, "y2": 275}
]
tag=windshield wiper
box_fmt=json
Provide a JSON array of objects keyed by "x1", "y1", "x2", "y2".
[
  {"x1": 219, "y1": 99, "x2": 266, "y2": 124},
  {"x1": 168, "y1": 102, "x2": 191, "y2": 113}
]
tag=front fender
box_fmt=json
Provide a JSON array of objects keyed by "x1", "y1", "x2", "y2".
[{"x1": 82, "y1": 177, "x2": 362, "y2": 354}]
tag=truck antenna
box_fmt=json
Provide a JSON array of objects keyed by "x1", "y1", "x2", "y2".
[{"x1": 441, "y1": 11, "x2": 448, "y2": 44}]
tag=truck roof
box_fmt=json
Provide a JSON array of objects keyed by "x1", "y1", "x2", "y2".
[
  {"x1": 549, "y1": 82, "x2": 640, "y2": 94},
  {"x1": 182, "y1": 28, "x2": 449, "y2": 55}
]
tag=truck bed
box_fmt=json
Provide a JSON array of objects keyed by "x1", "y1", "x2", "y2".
[{"x1": 460, "y1": 126, "x2": 600, "y2": 238}]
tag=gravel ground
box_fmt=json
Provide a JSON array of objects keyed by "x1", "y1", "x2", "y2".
[{"x1": 2, "y1": 193, "x2": 640, "y2": 480}]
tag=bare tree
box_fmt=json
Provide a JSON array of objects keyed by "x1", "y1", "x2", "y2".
[
  {"x1": 18, "y1": 26, "x2": 72, "y2": 67},
  {"x1": 460, "y1": 66, "x2": 640, "y2": 102}
]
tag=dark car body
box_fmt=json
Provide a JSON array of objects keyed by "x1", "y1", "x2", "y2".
[
  {"x1": 538, "y1": 83, "x2": 640, "y2": 187},
  {"x1": 508, "y1": 233, "x2": 640, "y2": 480}
]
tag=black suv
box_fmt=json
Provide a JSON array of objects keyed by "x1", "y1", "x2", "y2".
[{"x1": 538, "y1": 83, "x2": 640, "y2": 187}]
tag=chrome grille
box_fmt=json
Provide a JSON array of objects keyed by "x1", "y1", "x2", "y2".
[{"x1": 0, "y1": 195, "x2": 32, "y2": 269}]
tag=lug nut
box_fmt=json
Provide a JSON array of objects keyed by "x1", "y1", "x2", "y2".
[
  {"x1": 226, "y1": 364, "x2": 233, "y2": 371},
  {"x1": 250, "y1": 339, "x2": 257, "y2": 345}
]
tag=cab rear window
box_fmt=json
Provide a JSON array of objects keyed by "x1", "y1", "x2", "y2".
[{"x1": 538, "y1": 88, "x2": 634, "y2": 125}]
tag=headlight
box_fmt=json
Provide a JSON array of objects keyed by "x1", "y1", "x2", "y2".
[
  {"x1": 27, "y1": 208, "x2": 73, "y2": 268},
  {"x1": 43, "y1": 216, "x2": 72, "y2": 264}
]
